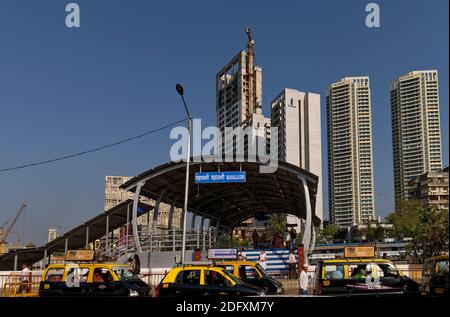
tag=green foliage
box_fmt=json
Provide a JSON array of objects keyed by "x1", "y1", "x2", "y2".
[
  {"x1": 265, "y1": 214, "x2": 287, "y2": 243},
  {"x1": 387, "y1": 200, "x2": 449, "y2": 262},
  {"x1": 386, "y1": 200, "x2": 421, "y2": 238},
  {"x1": 366, "y1": 221, "x2": 386, "y2": 242},
  {"x1": 410, "y1": 205, "x2": 449, "y2": 261},
  {"x1": 316, "y1": 224, "x2": 335, "y2": 244}
]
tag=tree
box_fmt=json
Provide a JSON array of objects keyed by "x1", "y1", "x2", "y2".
[
  {"x1": 366, "y1": 221, "x2": 385, "y2": 242},
  {"x1": 316, "y1": 224, "x2": 335, "y2": 244},
  {"x1": 265, "y1": 214, "x2": 287, "y2": 244},
  {"x1": 386, "y1": 200, "x2": 421, "y2": 239},
  {"x1": 411, "y1": 205, "x2": 449, "y2": 261},
  {"x1": 387, "y1": 200, "x2": 449, "y2": 262}
]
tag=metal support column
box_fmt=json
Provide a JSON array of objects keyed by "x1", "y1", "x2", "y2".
[
  {"x1": 132, "y1": 181, "x2": 145, "y2": 254},
  {"x1": 105, "y1": 215, "x2": 109, "y2": 256},
  {"x1": 168, "y1": 197, "x2": 178, "y2": 231},
  {"x1": 298, "y1": 175, "x2": 313, "y2": 265},
  {"x1": 126, "y1": 203, "x2": 130, "y2": 257},
  {"x1": 85, "y1": 226, "x2": 90, "y2": 249},
  {"x1": 43, "y1": 249, "x2": 47, "y2": 269},
  {"x1": 64, "y1": 237, "x2": 69, "y2": 254},
  {"x1": 14, "y1": 254, "x2": 18, "y2": 271},
  {"x1": 153, "y1": 189, "x2": 166, "y2": 232}
]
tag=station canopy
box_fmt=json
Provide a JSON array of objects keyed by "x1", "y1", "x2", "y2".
[{"x1": 122, "y1": 156, "x2": 321, "y2": 228}]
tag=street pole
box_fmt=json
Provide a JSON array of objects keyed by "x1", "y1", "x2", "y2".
[{"x1": 176, "y1": 84, "x2": 192, "y2": 264}]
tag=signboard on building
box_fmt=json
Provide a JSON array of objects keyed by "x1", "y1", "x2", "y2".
[
  {"x1": 195, "y1": 171, "x2": 246, "y2": 184},
  {"x1": 344, "y1": 246, "x2": 375, "y2": 258},
  {"x1": 65, "y1": 250, "x2": 95, "y2": 261},
  {"x1": 207, "y1": 248, "x2": 237, "y2": 260}
]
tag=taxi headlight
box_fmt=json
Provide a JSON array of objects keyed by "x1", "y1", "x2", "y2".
[{"x1": 129, "y1": 290, "x2": 139, "y2": 297}]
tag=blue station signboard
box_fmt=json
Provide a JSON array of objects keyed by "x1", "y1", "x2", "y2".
[{"x1": 194, "y1": 171, "x2": 246, "y2": 184}]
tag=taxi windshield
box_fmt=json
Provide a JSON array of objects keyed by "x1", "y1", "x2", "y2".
[
  {"x1": 113, "y1": 267, "x2": 141, "y2": 281},
  {"x1": 222, "y1": 270, "x2": 244, "y2": 285},
  {"x1": 255, "y1": 263, "x2": 270, "y2": 278}
]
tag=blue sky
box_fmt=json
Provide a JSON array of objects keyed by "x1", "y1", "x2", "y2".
[{"x1": 0, "y1": 0, "x2": 448, "y2": 245}]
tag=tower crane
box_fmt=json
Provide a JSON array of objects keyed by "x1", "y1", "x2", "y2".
[
  {"x1": 245, "y1": 27, "x2": 255, "y2": 121},
  {"x1": 0, "y1": 203, "x2": 27, "y2": 254}
]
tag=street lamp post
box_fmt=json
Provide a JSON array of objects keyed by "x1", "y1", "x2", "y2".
[{"x1": 176, "y1": 84, "x2": 192, "y2": 264}]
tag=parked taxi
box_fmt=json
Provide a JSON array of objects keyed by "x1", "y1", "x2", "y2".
[
  {"x1": 39, "y1": 263, "x2": 150, "y2": 297},
  {"x1": 156, "y1": 263, "x2": 263, "y2": 297},
  {"x1": 214, "y1": 260, "x2": 283, "y2": 294}
]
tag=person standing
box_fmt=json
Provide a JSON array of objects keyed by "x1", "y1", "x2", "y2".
[
  {"x1": 252, "y1": 230, "x2": 260, "y2": 249},
  {"x1": 192, "y1": 248, "x2": 202, "y2": 261},
  {"x1": 288, "y1": 250, "x2": 297, "y2": 279},
  {"x1": 258, "y1": 250, "x2": 268, "y2": 270},
  {"x1": 237, "y1": 248, "x2": 247, "y2": 260},
  {"x1": 19, "y1": 263, "x2": 31, "y2": 294},
  {"x1": 298, "y1": 266, "x2": 309, "y2": 295}
]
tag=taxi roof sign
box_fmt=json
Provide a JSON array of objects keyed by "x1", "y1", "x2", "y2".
[
  {"x1": 65, "y1": 250, "x2": 95, "y2": 261},
  {"x1": 344, "y1": 246, "x2": 375, "y2": 258}
]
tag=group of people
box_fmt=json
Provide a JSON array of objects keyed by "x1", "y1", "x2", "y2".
[{"x1": 250, "y1": 227, "x2": 299, "y2": 250}]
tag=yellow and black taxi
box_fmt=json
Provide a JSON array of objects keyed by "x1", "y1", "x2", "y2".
[
  {"x1": 39, "y1": 250, "x2": 150, "y2": 297},
  {"x1": 214, "y1": 260, "x2": 283, "y2": 295},
  {"x1": 315, "y1": 247, "x2": 419, "y2": 296},
  {"x1": 156, "y1": 263, "x2": 264, "y2": 297},
  {"x1": 422, "y1": 255, "x2": 449, "y2": 296}
]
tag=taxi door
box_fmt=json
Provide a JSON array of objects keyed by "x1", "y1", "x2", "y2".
[
  {"x1": 203, "y1": 269, "x2": 237, "y2": 296},
  {"x1": 321, "y1": 263, "x2": 348, "y2": 295},
  {"x1": 171, "y1": 269, "x2": 204, "y2": 296},
  {"x1": 90, "y1": 267, "x2": 124, "y2": 296}
]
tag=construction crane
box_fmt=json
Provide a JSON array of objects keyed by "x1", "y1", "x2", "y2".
[
  {"x1": 0, "y1": 203, "x2": 27, "y2": 254},
  {"x1": 245, "y1": 27, "x2": 255, "y2": 122}
]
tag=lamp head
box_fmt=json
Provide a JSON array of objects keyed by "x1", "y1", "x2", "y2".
[{"x1": 176, "y1": 84, "x2": 184, "y2": 96}]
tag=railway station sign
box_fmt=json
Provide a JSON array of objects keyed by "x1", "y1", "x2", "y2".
[{"x1": 195, "y1": 171, "x2": 246, "y2": 184}]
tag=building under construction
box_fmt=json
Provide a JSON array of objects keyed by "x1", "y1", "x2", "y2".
[{"x1": 216, "y1": 28, "x2": 269, "y2": 156}]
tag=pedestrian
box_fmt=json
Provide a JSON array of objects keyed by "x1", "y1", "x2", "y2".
[
  {"x1": 237, "y1": 248, "x2": 247, "y2": 260},
  {"x1": 257, "y1": 250, "x2": 268, "y2": 270},
  {"x1": 192, "y1": 248, "x2": 202, "y2": 261},
  {"x1": 19, "y1": 263, "x2": 31, "y2": 294},
  {"x1": 289, "y1": 228, "x2": 297, "y2": 250},
  {"x1": 298, "y1": 265, "x2": 309, "y2": 295},
  {"x1": 288, "y1": 249, "x2": 297, "y2": 279},
  {"x1": 252, "y1": 230, "x2": 260, "y2": 249},
  {"x1": 273, "y1": 232, "x2": 281, "y2": 249}
]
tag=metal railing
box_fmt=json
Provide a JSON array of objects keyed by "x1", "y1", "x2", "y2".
[
  {"x1": 98, "y1": 228, "x2": 217, "y2": 260},
  {"x1": 1, "y1": 272, "x2": 41, "y2": 297}
]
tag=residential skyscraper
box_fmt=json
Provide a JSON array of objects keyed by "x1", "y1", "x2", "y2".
[
  {"x1": 327, "y1": 77, "x2": 376, "y2": 228},
  {"x1": 391, "y1": 70, "x2": 443, "y2": 208},
  {"x1": 408, "y1": 167, "x2": 449, "y2": 210},
  {"x1": 271, "y1": 88, "x2": 323, "y2": 223}
]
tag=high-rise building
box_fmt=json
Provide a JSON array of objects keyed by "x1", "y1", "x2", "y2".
[
  {"x1": 271, "y1": 88, "x2": 323, "y2": 223},
  {"x1": 408, "y1": 167, "x2": 449, "y2": 209},
  {"x1": 104, "y1": 176, "x2": 181, "y2": 229},
  {"x1": 327, "y1": 77, "x2": 376, "y2": 228},
  {"x1": 216, "y1": 30, "x2": 272, "y2": 158},
  {"x1": 391, "y1": 70, "x2": 443, "y2": 208},
  {"x1": 216, "y1": 52, "x2": 263, "y2": 133},
  {"x1": 47, "y1": 228, "x2": 58, "y2": 242}
]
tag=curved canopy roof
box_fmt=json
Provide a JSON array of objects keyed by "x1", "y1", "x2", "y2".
[{"x1": 122, "y1": 157, "x2": 321, "y2": 228}]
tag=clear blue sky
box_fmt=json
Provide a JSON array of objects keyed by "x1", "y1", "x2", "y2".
[{"x1": 0, "y1": 0, "x2": 448, "y2": 245}]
